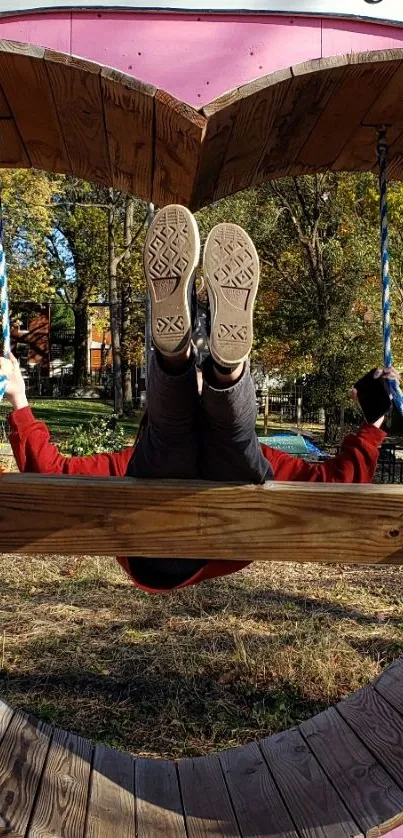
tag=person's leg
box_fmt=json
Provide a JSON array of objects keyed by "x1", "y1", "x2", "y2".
[
  {"x1": 126, "y1": 205, "x2": 205, "y2": 586},
  {"x1": 128, "y1": 205, "x2": 200, "y2": 481},
  {"x1": 201, "y1": 223, "x2": 272, "y2": 483}
]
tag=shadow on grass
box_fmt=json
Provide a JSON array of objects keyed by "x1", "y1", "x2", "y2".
[{"x1": 2, "y1": 575, "x2": 402, "y2": 628}]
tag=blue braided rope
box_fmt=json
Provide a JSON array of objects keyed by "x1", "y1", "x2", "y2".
[
  {"x1": 0, "y1": 217, "x2": 10, "y2": 401},
  {"x1": 378, "y1": 132, "x2": 403, "y2": 416}
]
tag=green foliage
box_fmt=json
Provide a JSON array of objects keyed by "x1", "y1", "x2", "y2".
[{"x1": 61, "y1": 415, "x2": 127, "y2": 456}]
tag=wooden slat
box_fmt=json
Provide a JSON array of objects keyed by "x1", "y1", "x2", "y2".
[
  {"x1": 337, "y1": 686, "x2": 403, "y2": 790},
  {"x1": 219, "y1": 740, "x2": 298, "y2": 838},
  {"x1": 192, "y1": 88, "x2": 241, "y2": 209},
  {"x1": 299, "y1": 55, "x2": 401, "y2": 173},
  {"x1": 136, "y1": 757, "x2": 186, "y2": 838},
  {"x1": 212, "y1": 69, "x2": 292, "y2": 202},
  {"x1": 374, "y1": 659, "x2": 403, "y2": 715},
  {"x1": 85, "y1": 743, "x2": 135, "y2": 838},
  {"x1": 0, "y1": 710, "x2": 51, "y2": 836},
  {"x1": 300, "y1": 706, "x2": 403, "y2": 833},
  {"x1": 179, "y1": 753, "x2": 241, "y2": 838},
  {"x1": 0, "y1": 474, "x2": 403, "y2": 562},
  {"x1": 252, "y1": 61, "x2": 346, "y2": 184},
  {"x1": 260, "y1": 728, "x2": 361, "y2": 838},
  {"x1": 0, "y1": 42, "x2": 71, "y2": 174},
  {"x1": 101, "y1": 68, "x2": 155, "y2": 200},
  {"x1": 45, "y1": 51, "x2": 112, "y2": 187},
  {"x1": 0, "y1": 118, "x2": 30, "y2": 168},
  {"x1": 0, "y1": 698, "x2": 13, "y2": 742},
  {"x1": 153, "y1": 89, "x2": 206, "y2": 207},
  {"x1": 335, "y1": 57, "x2": 403, "y2": 174},
  {"x1": 28, "y1": 726, "x2": 92, "y2": 837}
]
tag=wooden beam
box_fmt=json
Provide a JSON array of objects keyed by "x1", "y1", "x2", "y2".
[{"x1": 0, "y1": 475, "x2": 402, "y2": 563}]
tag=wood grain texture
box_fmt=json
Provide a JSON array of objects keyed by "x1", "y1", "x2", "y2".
[
  {"x1": 0, "y1": 45, "x2": 71, "y2": 173},
  {"x1": 213, "y1": 69, "x2": 292, "y2": 201},
  {"x1": 45, "y1": 50, "x2": 112, "y2": 186},
  {"x1": 136, "y1": 757, "x2": 186, "y2": 838},
  {"x1": 335, "y1": 57, "x2": 403, "y2": 174},
  {"x1": 153, "y1": 89, "x2": 206, "y2": 207},
  {"x1": 0, "y1": 117, "x2": 30, "y2": 168},
  {"x1": 85, "y1": 743, "x2": 135, "y2": 838},
  {"x1": 337, "y1": 686, "x2": 403, "y2": 790},
  {"x1": 178, "y1": 753, "x2": 241, "y2": 838},
  {"x1": 219, "y1": 740, "x2": 297, "y2": 838},
  {"x1": 260, "y1": 728, "x2": 360, "y2": 838},
  {"x1": 300, "y1": 57, "x2": 401, "y2": 173},
  {"x1": 101, "y1": 68, "x2": 155, "y2": 200},
  {"x1": 0, "y1": 710, "x2": 52, "y2": 837},
  {"x1": 28, "y1": 726, "x2": 92, "y2": 837},
  {"x1": 374, "y1": 659, "x2": 403, "y2": 716},
  {"x1": 300, "y1": 706, "x2": 403, "y2": 833},
  {"x1": 0, "y1": 698, "x2": 13, "y2": 742},
  {"x1": 193, "y1": 88, "x2": 241, "y2": 209},
  {"x1": 253, "y1": 65, "x2": 345, "y2": 184},
  {"x1": 0, "y1": 474, "x2": 403, "y2": 562}
]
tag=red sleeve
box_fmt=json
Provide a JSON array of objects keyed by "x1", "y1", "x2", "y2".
[
  {"x1": 261, "y1": 423, "x2": 387, "y2": 483},
  {"x1": 8, "y1": 406, "x2": 133, "y2": 477}
]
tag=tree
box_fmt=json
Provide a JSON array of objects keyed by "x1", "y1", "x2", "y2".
[
  {"x1": 1, "y1": 169, "x2": 62, "y2": 305},
  {"x1": 48, "y1": 179, "x2": 109, "y2": 390}
]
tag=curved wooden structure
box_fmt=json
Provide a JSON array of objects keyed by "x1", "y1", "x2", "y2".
[
  {"x1": 0, "y1": 42, "x2": 403, "y2": 208},
  {"x1": 0, "y1": 658, "x2": 403, "y2": 837}
]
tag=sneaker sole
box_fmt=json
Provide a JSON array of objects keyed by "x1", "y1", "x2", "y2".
[
  {"x1": 144, "y1": 205, "x2": 200, "y2": 357},
  {"x1": 203, "y1": 222, "x2": 260, "y2": 367}
]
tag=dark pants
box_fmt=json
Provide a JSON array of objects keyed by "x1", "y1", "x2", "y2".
[{"x1": 126, "y1": 352, "x2": 271, "y2": 586}]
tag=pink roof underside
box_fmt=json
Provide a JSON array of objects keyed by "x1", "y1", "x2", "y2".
[{"x1": 0, "y1": 11, "x2": 402, "y2": 106}]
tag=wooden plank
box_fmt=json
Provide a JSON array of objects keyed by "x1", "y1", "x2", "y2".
[
  {"x1": 45, "y1": 51, "x2": 112, "y2": 187},
  {"x1": 0, "y1": 710, "x2": 52, "y2": 836},
  {"x1": 337, "y1": 686, "x2": 403, "y2": 791},
  {"x1": 0, "y1": 42, "x2": 71, "y2": 174},
  {"x1": 334, "y1": 56, "x2": 403, "y2": 175},
  {"x1": 0, "y1": 698, "x2": 13, "y2": 742},
  {"x1": 85, "y1": 743, "x2": 135, "y2": 838},
  {"x1": 299, "y1": 56, "x2": 402, "y2": 174},
  {"x1": 300, "y1": 706, "x2": 403, "y2": 834},
  {"x1": 374, "y1": 659, "x2": 403, "y2": 716},
  {"x1": 101, "y1": 68, "x2": 155, "y2": 200},
  {"x1": 28, "y1": 726, "x2": 92, "y2": 837},
  {"x1": 0, "y1": 118, "x2": 30, "y2": 168},
  {"x1": 153, "y1": 89, "x2": 206, "y2": 207},
  {"x1": 260, "y1": 728, "x2": 361, "y2": 838},
  {"x1": 219, "y1": 740, "x2": 298, "y2": 838},
  {"x1": 178, "y1": 753, "x2": 241, "y2": 838},
  {"x1": 192, "y1": 88, "x2": 241, "y2": 209},
  {"x1": 136, "y1": 757, "x2": 186, "y2": 838},
  {"x1": 0, "y1": 474, "x2": 403, "y2": 562},
  {"x1": 213, "y1": 69, "x2": 293, "y2": 201},
  {"x1": 252, "y1": 61, "x2": 347, "y2": 185}
]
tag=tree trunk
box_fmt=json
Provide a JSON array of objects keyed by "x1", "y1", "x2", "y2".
[
  {"x1": 122, "y1": 196, "x2": 134, "y2": 414},
  {"x1": 108, "y1": 191, "x2": 123, "y2": 415},
  {"x1": 86, "y1": 311, "x2": 92, "y2": 380},
  {"x1": 72, "y1": 304, "x2": 88, "y2": 390}
]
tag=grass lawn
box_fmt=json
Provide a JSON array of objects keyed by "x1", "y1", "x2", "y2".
[
  {"x1": 0, "y1": 555, "x2": 402, "y2": 759},
  {"x1": 0, "y1": 398, "x2": 139, "y2": 442}
]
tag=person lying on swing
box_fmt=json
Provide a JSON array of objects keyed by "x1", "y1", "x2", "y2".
[{"x1": 0, "y1": 206, "x2": 399, "y2": 594}]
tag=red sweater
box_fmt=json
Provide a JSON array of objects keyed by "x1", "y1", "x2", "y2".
[{"x1": 8, "y1": 406, "x2": 386, "y2": 593}]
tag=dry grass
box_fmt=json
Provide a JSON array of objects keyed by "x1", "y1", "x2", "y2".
[{"x1": 0, "y1": 555, "x2": 402, "y2": 759}]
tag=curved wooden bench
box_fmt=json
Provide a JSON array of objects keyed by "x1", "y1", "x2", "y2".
[{"x1": 1, "y1": 659, "x2": 403, "y2": 837}]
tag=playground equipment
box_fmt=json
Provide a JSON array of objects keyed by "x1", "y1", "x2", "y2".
[{"x1": 1, "y1": 3, "x2": 403, "y2": 836}]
